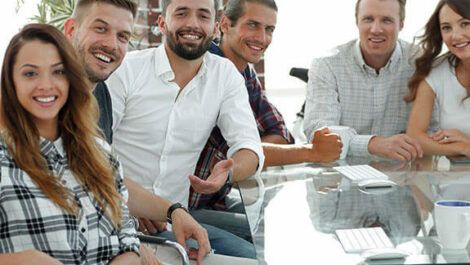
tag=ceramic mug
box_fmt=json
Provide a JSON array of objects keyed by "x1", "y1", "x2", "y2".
[{"x1": 435, "y1": 200, "x2": 470, "y2": 249}]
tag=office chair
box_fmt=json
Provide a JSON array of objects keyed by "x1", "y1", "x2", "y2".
[
  {"x1": 138, "y1": 234, "x2": 189, "y2": 265},
  {"x1": 289, "y1": 67, "x2": 309, "y2": 143}
]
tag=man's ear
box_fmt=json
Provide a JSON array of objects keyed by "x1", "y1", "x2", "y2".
[
  {"x1": 157, "y1": 15, "x2": 166, "y2": 35},
  {"x1": 64, "y1": 18, "x2": 77, "y2": 42},
  {"x1": 213, "y1": 21, "x2": 219, "y2": 40},
  {"x1": 399, "y1": 21, "x2": 404, "y2": 31},
  {"x1": 220, "y1": 16, "x2": 231, "y2": 35}
]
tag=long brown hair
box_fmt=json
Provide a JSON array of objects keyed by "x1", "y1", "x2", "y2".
[
  {"x1": 405, "y1": 0, "x2": 470, "y2": 103},
  {"x1": 1, "y1": 23, "x2": 123, "y2": 227}
]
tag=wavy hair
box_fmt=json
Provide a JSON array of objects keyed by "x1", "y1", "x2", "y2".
[
  {"x1": 1, "y1": 23, "x2": 123, "y2": 227},
  {"x1": 405, "y1": 0, "x2": 470, "y2": 103}
]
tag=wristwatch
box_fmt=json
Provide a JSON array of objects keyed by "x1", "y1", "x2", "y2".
[{"x1": 166, "y1": 203, "x2": 188, "y2": 224}]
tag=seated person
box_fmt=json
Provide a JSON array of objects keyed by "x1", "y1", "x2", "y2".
[
  {"x1": 0, "y1": 24, "x2": 139, "y2": 264},
  {"x1": 63, "y1": 0, "x2": 210, "y2": 263},
  {"x1": 406, "y1": 0, "x2": 470, "y2": 157},
  {"x1": 188, "y1": 0, "x2": 342, "y2": 238},
  {"x1": 303, "y1": 0, "x2": 433, "y2": 161},
  {"x1": 106, "y1": 0, "x2": 263, "y2": 259}
]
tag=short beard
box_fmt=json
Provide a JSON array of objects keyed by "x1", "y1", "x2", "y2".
[
  {"x1": 166, "y1": 28, "x2": 212, "y2": 60},
  {"x1": 74, "y1": 38, "x2": 116, "y2": 83}
]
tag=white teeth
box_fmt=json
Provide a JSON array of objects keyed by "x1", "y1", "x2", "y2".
[
  {"x1": 94, "y1": 53, "x2": 111, "y2": 63},
  {"x1": 455, "y1": 43, "x2": 469, "y2": 48},
  {"x1": 182, "y1": 34, "x2": 200, "y2": 40},
  {"x1": 371, "y1": 39, "x2": 384, "y2": 43},
  {"x1": 248, "y1": 45, "x2": 262, "y2": 51},
  {"x1": 35, "y1": 96, "x2": 55, "y2": 103}
]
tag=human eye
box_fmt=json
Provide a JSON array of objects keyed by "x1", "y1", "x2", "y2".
[
  {"x1": 383, "y1": 17, "x2": 393, "y2": 24},
  {"x1": 95, "y1": 26, "x2": 106, "y2": 33},
  {"x1": 23, "y1": 70, "x2": 37, "y2": 77},
  {"x1": 53, "y1": 68, "x2": 66, "y2": 75},
  {"x1": 266, "y1": 26, "x2": 275, "y2": 33},
  {"x1": 441, "y1": 25, "x2": 451, "y2": 31},
  {"x1": 247, "y1": 22, "x2": 256, "y2": 28},
  {"x1": 118, "y1": 33, "x2": 130, "y2": 43},
  {"x1": 462, "y1": 21, "x2": 470, "y2": 27}
]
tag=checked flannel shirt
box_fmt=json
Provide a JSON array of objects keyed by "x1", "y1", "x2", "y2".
[
  {"x1": 188, "y1": 43, "x2": 294, "y2": 211},
  {"x1": 0, "y1": 137, "x2": 139, "y2": 264}
]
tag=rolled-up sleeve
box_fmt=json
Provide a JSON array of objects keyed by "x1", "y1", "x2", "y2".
[{"x1": 217, "y1": 66, "x2": 265, "y2": 175}]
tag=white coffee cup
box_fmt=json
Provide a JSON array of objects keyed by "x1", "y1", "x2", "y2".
[
  {"x1": 434, "y1": 200, "x2": 470, "y2": 249},
  {"x1": 328, "y1": 126, "x2": 355, "y2": 159}
]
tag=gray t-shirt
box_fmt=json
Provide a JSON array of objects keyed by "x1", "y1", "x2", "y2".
[{"x1": 93, "y1": 81, "x2": 113, "y2": 144}]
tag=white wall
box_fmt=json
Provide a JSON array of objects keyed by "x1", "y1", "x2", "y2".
[{"x1": 265, "y1": 0, "x2": 440, "y2": 90}]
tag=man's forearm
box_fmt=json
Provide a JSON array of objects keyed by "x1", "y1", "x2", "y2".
[
  {"x1": 124, "y1": 177, "x2": 171, "y2": 221},
  {"x1": 262, "y1": 143, "x2": 313, "y2": 167},
  {"x1": 231, "y1": 149, "x2": 260, "y2": 182}
]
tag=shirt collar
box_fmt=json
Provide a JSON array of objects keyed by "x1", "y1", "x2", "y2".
[
  {"x1": 354, "y1": 39, "x2": 402, "y2": 72},
  {"x1": 155, "y1": 44, "x2": 209, "y2": 82},
  {"x1": 40, "y1": 136, "x2": 65, "y2": 159}
]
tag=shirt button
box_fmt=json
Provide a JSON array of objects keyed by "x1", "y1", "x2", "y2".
[
  {"x1": 161, "y1": 155, "x2": 166, "y2": 161},
  {"x1": 61, "y1": 180, "x2": 67, "y2": 185},
  {"x1": 81, "y1": 227, "x2": 86, "y2": 233}
]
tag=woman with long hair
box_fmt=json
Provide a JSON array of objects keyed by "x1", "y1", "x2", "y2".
[
  {"x1": 0, "y1": 24, "x2": 139, "y2": 264},
  {"x1": 406, "y1": 0, "x2": 470, "y2": 156}
]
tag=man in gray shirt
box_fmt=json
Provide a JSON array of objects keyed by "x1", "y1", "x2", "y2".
[{"x1": 304, "y1": 0, "x2": 431, "y2": 161}]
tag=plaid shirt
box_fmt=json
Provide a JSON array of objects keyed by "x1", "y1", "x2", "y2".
[
  {"x1": 304, "y1": 39, "x2": 438, "y2": 157},
  {"x1": 188, "y1": 43, "x2": 294, "y2": 210},
  {"x1": 0, "y1": 137, "x2": 139, "y2": 264}
]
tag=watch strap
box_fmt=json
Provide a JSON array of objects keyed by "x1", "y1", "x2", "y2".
[{"x1": 166, "y1": 203, "x2": 188, "y2": 224}]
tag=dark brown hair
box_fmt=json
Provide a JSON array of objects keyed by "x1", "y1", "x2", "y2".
[
  {"x1": 1, "y1": 23, "x2": 123, "y2": 227},
  {"x1": 405, "y1": 0, "x2": 470, "y2": 103},
  {"x1": 224, "y1": 0, "x2": 277, "y2": 26}
]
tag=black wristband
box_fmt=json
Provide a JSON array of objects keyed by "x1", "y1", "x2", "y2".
[{"x1": 166, "y1": 203, "x2": 188, "y2": 224}]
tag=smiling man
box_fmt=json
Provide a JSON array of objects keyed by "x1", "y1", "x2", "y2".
[
  {"x1": 304, "y1": 0, "x2": 438, "y2": 161},
  {"x1": 105, "y1": 0, "x2": 263, "y2": 259},
  {"x1": 189, "y1": 0, "x2": 342, "y2": 240},
  {"x1": 64, "y1": 1, "x2": 212, "y2": 264}
]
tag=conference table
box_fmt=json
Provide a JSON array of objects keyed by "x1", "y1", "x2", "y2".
[{"x1": 237, "y1": 155, "x2": 470, "y2": 265}]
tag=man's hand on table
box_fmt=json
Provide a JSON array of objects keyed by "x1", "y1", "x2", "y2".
[
  {"x1": 368, "y1": 134, "x2": 423, "y2": 161},
  {"x1": 310, "y1": 127, "x2": 342, "y2": 162},
  {"x1": 189, "y1": 158, "x2": 234, "y2": 194}
]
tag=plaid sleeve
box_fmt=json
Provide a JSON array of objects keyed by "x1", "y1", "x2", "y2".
[
  {"x1": 245, "y1": 67, "x2": 294, "y2": 144},
  {"x1": 109, "y1": 154, "x2": 140, "y2": 257}
]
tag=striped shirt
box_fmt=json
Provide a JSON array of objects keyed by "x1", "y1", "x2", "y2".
[
  {"x1": 0, "y1": 137, "x2": 139, "y2": 264},
  {"x1": 304, "y1": 39, "x2": 437, "y2": 157}
]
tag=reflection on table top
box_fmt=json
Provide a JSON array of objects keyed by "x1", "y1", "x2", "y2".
[{"x1": 238, "y1": 156, "x2": 470, "y2": 265}]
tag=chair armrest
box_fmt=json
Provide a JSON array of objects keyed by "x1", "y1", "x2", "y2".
[{"x1": 138, "y1": 234, "x2": 189, "y2": 265}]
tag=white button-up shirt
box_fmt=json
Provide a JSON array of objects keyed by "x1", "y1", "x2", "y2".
[{"x1": 106, "y1": 45, "x2": 264, "y2": 206}]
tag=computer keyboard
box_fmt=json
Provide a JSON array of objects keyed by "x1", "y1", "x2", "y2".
[
  {"x1": 333, "y1": 165, "x2": 388, "y2": 181},
  {"x1": 336, "y1": 227, "x2": 394, "y2": 253}
]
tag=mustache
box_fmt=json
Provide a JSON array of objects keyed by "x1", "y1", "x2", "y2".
[
  {"x1": 176, "y1": 29, "x2": 206, "y2": 38},
  {"x1": 90, "y1": 46, "x2": 118, "y2": 60}
]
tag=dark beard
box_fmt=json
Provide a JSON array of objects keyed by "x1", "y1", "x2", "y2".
[{"x1": 166, "y1": 29, "x2": 212, "y2": 60}]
